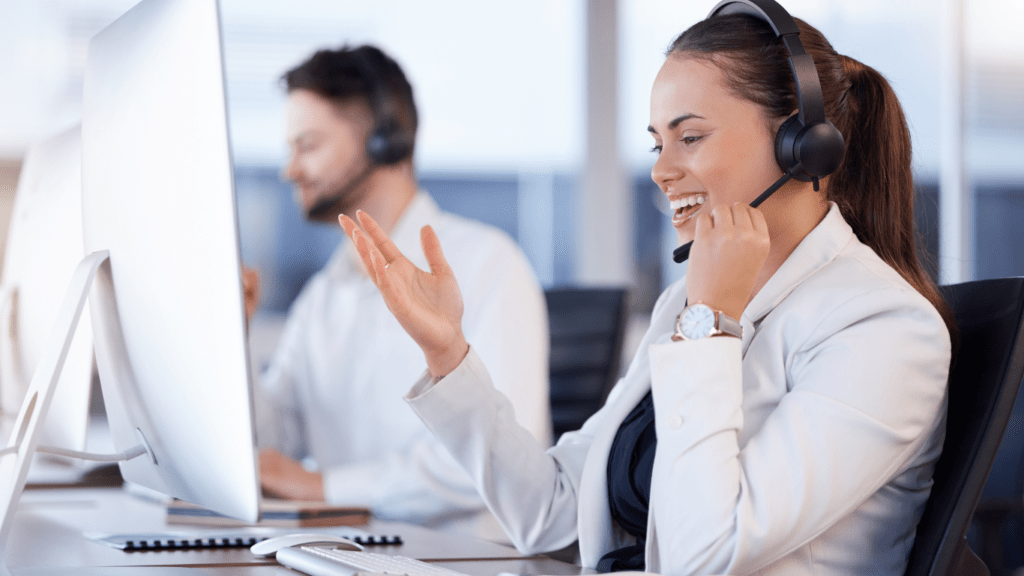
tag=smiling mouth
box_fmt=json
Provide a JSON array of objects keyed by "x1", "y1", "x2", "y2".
[{"x1": 669, "y1": 194, "x2": 706, "y2": 225}]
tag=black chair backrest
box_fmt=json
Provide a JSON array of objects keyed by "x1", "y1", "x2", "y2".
[
  {"x1": 545, "y1": 287, "x2": 628, "y2": 439},
  {"x1": 906, "y1": 277, "x2": 1024, "y2": 576}
]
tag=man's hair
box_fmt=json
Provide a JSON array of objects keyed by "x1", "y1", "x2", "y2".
[{"x1": 282, "y1": 45, "x2": 418, "y2": 142}]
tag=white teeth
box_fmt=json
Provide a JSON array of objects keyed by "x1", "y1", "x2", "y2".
[{"x1": 669, "y1": 195, "x2": 707, "y2": 211}]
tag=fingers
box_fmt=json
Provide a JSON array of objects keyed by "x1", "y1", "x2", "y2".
[
  {"x1": 240, "y1": 267, "x2": 260, "y2": 321},
  {"x1": 703, "y1": 203, "x2": 764, "y2": 233},
  {"x1": 241, "y1": 266, "x2": 259, "y2": 286},
  {"x1": 420, "y1": 225, "x2": 453, "y2": 277},
  {"x1": 357, "y1": 228, "x2": 405, "y2": 308},
  {"x1": 367, "y1": 243, "x2": 389, "y2": 286},
  {"x1": 694, "y1": 211, "x2": 713, "y2": 240},
  {"x1": 338, "y1": 213, "x2": 358, "y2": 238},
  {"x1": 691, "y1": 202, "x2": 770, "y2": 267},
  {"x1": 338, "y1": 214, "x2": 367, "y2": 262},
  {"x1": 686, "y1": 203, "x2": 771, "y2": 319},
  {"x1": 340, "y1": 214, "x2": 452, "y2": 284},
  {"x1": 358, "y1": 232, "x2": 384, "y2": 285},
  {"x1": 356, "y1": 210, "x2": 404, "y2": 265},
  {"x1": 340, "y1": 214, "x2": 381, "y2": 284},
  {"x1": 339, "y1": 214, "x2": 410, "y2": 314},
  {"x1": 750, "y1": 205, "x2": 769, "y2": 234},
  {"x1": 257, "y1": 448, "x2": 324, "y2": 501},
  {"x1": 374, "y1": 247, "x2": 412, "y2": 315},
  {"x1": 730, "y1": 203, "x2": 753, "y2": 228}
]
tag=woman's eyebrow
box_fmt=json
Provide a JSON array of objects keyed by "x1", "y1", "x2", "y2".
[{"x1": 647, "y1": 113, "x2": 705, "y2": 135}]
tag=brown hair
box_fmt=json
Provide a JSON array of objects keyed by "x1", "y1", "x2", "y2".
[
  {"x1": 668, "y1": 13, "x2": 957, "y2": 340},
  {"x1": 282, "y1": 45, "x2": 417, "y2": 152}
]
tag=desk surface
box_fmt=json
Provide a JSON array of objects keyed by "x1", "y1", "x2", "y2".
[{"x1": 6, "y1": 487, "x2": 591, "y2": 576}]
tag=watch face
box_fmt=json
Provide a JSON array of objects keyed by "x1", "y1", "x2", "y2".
[{"x1": 680, "y1": 304, "x2": 715, "y2": 339}]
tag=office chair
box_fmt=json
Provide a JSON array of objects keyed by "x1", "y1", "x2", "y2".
[
  {"x1": 545, "y1": 287, "x2": 628, "y2": 439},
  {"x1": 970, "y1": 387, "x2": 1024, "y2": 574},
  {"x1": 905, "y1": 277, "x2": 1024, "y2": 576}
]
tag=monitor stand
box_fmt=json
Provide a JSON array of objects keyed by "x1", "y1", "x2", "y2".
[{"x1": 0, "y1": 250, "x2": 151, "y2": 575}]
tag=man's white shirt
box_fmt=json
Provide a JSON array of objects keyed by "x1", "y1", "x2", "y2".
[{"x1": 255, "y1": 191, "x2": 551, "y2": 532}]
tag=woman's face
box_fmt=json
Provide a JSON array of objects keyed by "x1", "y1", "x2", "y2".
[{"x1": 649, "y1": 55, "x2": 783, "y2": 245}]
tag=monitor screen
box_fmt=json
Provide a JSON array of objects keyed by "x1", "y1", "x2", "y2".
[
  {"x1": 0, "y1": 124, "x2": 93, "y2": 454},
  {"x1": 81, "y1": 0, "x2": 259, "y2": 522}
]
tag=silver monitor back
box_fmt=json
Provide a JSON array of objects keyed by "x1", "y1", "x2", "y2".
[
  {"x1": 0, "y1": 124, "x2": 92, "y2": 452},
  {"x1": 82, "y1": 0, "x2": 259, "y2": 522}
]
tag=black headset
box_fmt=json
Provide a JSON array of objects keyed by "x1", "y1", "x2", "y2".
[
  {"x1": 710, "y1": 0, "x2": 845, "y2": 187},
  {"x1": 672, "y1": 0, "x2": 846, "y2": 263},
  {"x1": 348, "y1": 49, "x2": 414, "y2": 166}
]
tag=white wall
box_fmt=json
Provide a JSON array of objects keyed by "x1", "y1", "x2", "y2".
[{"x1": 0, "y1": 0, "x2": 586, "y2": 173}]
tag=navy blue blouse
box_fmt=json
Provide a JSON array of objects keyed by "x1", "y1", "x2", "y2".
[{"x1": 598, "y1": 391, "x2": 657, "y2": 572}]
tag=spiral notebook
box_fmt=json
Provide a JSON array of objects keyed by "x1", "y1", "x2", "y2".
[{"x1": 88, "y1": 526, "x2": 402, "y2": 551}]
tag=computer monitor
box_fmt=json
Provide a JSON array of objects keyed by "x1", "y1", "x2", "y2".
[
  {"x1": 0, "y1": 124, "x2": 93, "y2": 454},
  {"x1": 80, "y1": 0, "x2": 259, "y2": 522}
]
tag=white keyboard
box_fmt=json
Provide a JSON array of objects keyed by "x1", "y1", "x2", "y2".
[{"x1": 275, "y1": 546, "x2": 470, "y2": 576}]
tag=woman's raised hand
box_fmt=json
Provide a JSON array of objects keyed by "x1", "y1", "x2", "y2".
[
  {"x1": 686, "y1": 203, "x2": 771, "y2": 320},
  {"x1": 338, "y1": 211, "x2": 469, "y2": 378}
]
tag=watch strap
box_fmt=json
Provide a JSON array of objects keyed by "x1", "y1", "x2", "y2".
[{"x1": 714, "y1": 309, "x2": 743, "y2": 339}]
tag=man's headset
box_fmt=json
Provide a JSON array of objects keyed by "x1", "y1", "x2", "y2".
[
  {"x1": 304, "y1": 49, "x2": 414, "y2": 219},
  {"x1": 672, "y1": 0, "x2": 845, "y2": 263},
  {"x1": 349, "y1": 49, "x2": 414, "y2": 166}
]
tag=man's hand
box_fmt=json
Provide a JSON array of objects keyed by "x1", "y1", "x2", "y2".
[
  {"x1": 258, "y1": 448, "x2": 325, "y2": 501},
  {"x1": 242, "y1": 266, "x2": 261, "y2": 322}
]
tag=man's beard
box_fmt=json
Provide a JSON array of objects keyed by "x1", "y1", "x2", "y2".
[{"x1": 301, "y1": 162, "x2": 376, "y2": 223}]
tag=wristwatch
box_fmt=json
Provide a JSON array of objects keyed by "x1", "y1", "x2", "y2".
[{"x1": 672, "y1": 303, "x2": 743, "y2": 341}]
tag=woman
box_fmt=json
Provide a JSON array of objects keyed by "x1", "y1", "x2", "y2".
[{"x1": 339, "y1": 6, "x2": 953, "y2": 575}]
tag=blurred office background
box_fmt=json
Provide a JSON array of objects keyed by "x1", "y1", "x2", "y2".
[{"x1": 0, "y1": 0, "x2": 1022, "y2": 571}]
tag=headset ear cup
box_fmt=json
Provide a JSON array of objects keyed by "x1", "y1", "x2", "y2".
[
  {"x1": 774, "y1": 115, "x2": 846, "y2": 182},
  {"x1": 774, "y1": 114, "x2": 805, "y2": 179},
  {"x1": 365, "y1": 129, "x2": 390, "y2": 165},
  {"x1": 366, "y1": 122, "x2": 413, "y2": 166},
  {"x1": 797, "y1": 120, "x2": 845, "y2": 180}
]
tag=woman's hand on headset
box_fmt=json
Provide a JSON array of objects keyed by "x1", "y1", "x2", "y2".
[{"x1": 686, "y1": 202, "x2": 770, "y2": 321}]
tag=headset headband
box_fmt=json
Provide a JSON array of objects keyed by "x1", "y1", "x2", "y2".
[{"x1": 708, "y1": 0, "x2": 826, "y2": 127}]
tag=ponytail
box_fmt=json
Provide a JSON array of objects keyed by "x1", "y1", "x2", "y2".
[{"x1": 828, "y1": 57, "x2": 957, "y2": 342}]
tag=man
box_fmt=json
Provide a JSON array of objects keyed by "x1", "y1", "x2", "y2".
[{"x1": 252, "y1": 45, "x2": 551, "y2": 536}]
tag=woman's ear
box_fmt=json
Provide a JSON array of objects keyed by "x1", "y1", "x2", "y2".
[{"x1": 772, "y1": 110, "x2": 799, "y2": 133}]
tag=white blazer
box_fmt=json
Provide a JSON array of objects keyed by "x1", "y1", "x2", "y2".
[{"x1": 406, "y1": 203, "x2": 951, "y2": 576}]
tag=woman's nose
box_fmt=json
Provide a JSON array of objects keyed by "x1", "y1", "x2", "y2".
[{"x1": 650, "y1": 148, "x2": 682, "y2": 187}]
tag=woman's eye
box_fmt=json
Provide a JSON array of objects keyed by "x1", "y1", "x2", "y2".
[
  {"x1": 681, "y1": 135, "x2": 704, "y2": 145},
  {"x1": 650, "y1": 144, "x2": 662, "y2": 154}
]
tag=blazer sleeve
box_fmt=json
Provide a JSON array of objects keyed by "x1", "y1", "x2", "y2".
[
  {"x1": 406, "y1": 277, "x2": 687, "y2": 556},
  {"x1": 317, "y1": 429, "x2": 498, "y2": 523},
  {"x1": 406, "y1": 348, "x2": 587, "y2": 554},
  {"x1": 646, "y1": 287, "x2": 950, "y2": 575},
  {"x1": 457, "y1": 236, "x2": 552, "y2": 447}
]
